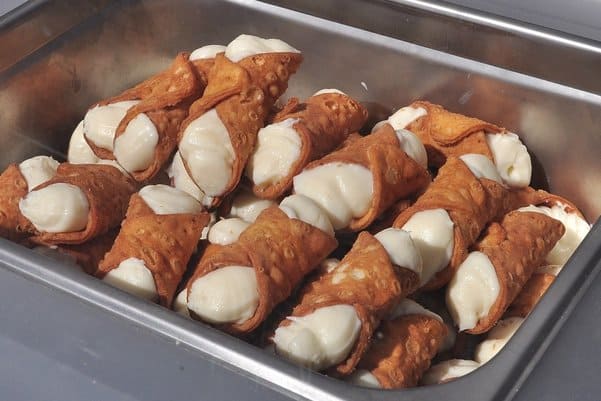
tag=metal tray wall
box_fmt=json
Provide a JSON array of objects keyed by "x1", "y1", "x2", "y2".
[{"x1": 1, "y1": 1, "x2": 600, "y2": 400}]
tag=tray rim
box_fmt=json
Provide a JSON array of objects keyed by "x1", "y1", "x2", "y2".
[{"x1": 1, "y1": 0, "x2": 601, "y2": 400}]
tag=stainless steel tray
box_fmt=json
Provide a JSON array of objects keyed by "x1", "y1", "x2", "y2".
[{"x1": 1, "y1": 1, "x2": 600, "y2": 400}]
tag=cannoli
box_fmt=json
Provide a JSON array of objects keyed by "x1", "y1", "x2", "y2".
[
  {"x1": 0, "y1": 156, "x2": 59, "y2": 241},
  {"x1": 18, "y1": 163, "x2": 136, "y2": 245},
  {"x1": 505, "y1": 264, "x2": 561, "y2": 319},
  {"x1": 421, "y1": 359, "x2": 480, "y2": 385},
  {"x1": 392, "y1": 155, "x2": 520, "y2": 290},
  {"x1": 205, "y1": 187, "x2": 278, "y2": 245},
  {"x1": 68, "y1": 120, "x2": 132, "y2": 177},
  {"x1": 97, "y1": 185, "x2": 209, "y2": 306},
  {"x1": 473, "y1": 316, "x2": 524, "y2": 364},
  {"x1": 81, "y1": 45, "x2": 224, "y2": 180},
  {"x1": 178, "y1": 35, "x2": 303, "y2": 208},
  {"x1": 293, "y1": 123, "x2": 430, "y2": 232},
  {"x1": 245, "y1": 88, "x2": 367, "y2": 199},
  {"x1": 185, "y1": 194, "x2": 336, "y2": 334},
  {"x1": 378, "y1": 101, "x2": 531, "y2": 187},
  {"x1": 446, "y1": 210, "x2": 565, "y2": 334},
  {"x1": 517, "y1": 199, "x2": 590, "y2": 266},
  {"x1": 34, "y1": 229, "x2": 119, "y2": 275},
  {"x1": 273, "y1": 229, "x2": 422, "y2": 376},
  {"x1": 348, "y1": 299, "x2": 448, "y2": 389}
]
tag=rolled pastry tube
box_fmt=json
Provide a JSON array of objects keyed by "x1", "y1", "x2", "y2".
[
  {"x1": 186, "y1": 201, "x2": 336, "y2": 335},
  {"x1": 293, "y1": 124, "x2": 430, "y2": 232},
  {"x1": 178, "y1": 34, "x2": 303, "y2": 208},
  {"x1": 446, "y1": 210, "x2": 565, "y2": 334},
  {"x1": 0, "y1": 156, "x2": 59, "y2": 241},
  {"x1": 84, "y1": 48, "x2": 220, "y2": 181},
  {"x1": 246, "y1": 89, "x2": 367, "y2": 199},
  {"x1": 352, "y1": 299, "x2": 448, "y2": 389},
  {"x1": 35, "y1": 229, "x2": 119, "y2": 275},
  {"x1": 97, "y1": 185, "x2": 209, "y2": 306},
  {"x1": 505, "y1": 264, "x2": 561, "y2": 318},
  {"x1": 474, "y1": 316, "x2": 524, "y2": 364},
  {"x1": 392, "y1": 101, "x2": 531, "y2": 188},
  {"x1": 516, "y1": 196, "x2": 591, "y2": 266},
  {"x1": 19, "y1": 163, "x2": 137, "y2": 245},
  {"x1": 393, "y1": 155, "x2": 522, "y2": 290},
  {"x1": 273, "y1": 230, "x2": 421, "y2": 376},
  {"x1": 421, "y1": 359, "x2": 480, "y2": 385}
]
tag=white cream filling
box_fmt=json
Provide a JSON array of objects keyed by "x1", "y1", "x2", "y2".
[
  {"x1": 200, "y1": 212, "x2": 217, "y2": 241},
  {"x1": 167, "y1": 152, "x2": 205, "y2": 203},
  {"x1": 187, "y1": 265, "x2": 258, "y2": 325},
  {"x1": 83, "y1": 100, "x2": 140, "y2": 151},
  {"x1": 421, "y1": 359, "x2": 480, "y2": 385},
  {"x1": 401, "y1": 209, "x2": 454, "y2": 285},
  {"x1": 459, "y1": 153, "x2": 503, "y2": 184},
  {"x1": 18, "y1": 156, "x2": 59, "y2": 191},
  {"x1": 225, "y1": 34, "x2": 300, "y2": 63},
  {"x1": 189, "y1": 44, "x2": 226, "y2": 61},
  {"x1": 245, "y1": 118, "x2": 302, "y2": 186},
  {"x1": 374, "y1": 228, "x2": 422, "y2": 277},
  {"x1": 173, "y1": 289, "x2": 190, "y2": 317},
  {"x1": 179, "y1": 108, "x2": 235, "y2": 198},
  {"x1": 138, "y1": 184, "x2": 202, "y2": 215},
  {"x1": 486, "y1": 132, "x2": 532, "y2": 188},
  {"x1": 67, "y1": 122, "x2": 130, "y2": 175},
  {"x1": 293, "y1": 162, "x2": 373, "y2": 230},
  {"x1": 68, "y1": 120, "x2": 101, "y2": 164},
  {"x1": 394, "y1": 129, "x2": 428, "y2": 169},
  {"x1": 113, "y1": 113, "x2": 159, "y2": 173},
  {"x1": 388, "y1": 106, "x2": 428, "y2": 131},
  {"x1": 102, "y1": 257, "x2": 158, "y2": 302},
  {"x1": 228, "y1": 189, "x2": 276, "y2": 223},
  {"x1": 273, "y1": 304, "x2": 361, "y2": 371},
  {"x1": 446, "y1": 251, "x2": 501, "y2": 331},
  {"x1": 279, "y1": 194, "x2": 335, "y2": 236},
  {"x1": 517, "y1": 205, "x2": 590, "y2": 265},
  {"x1": 474, "y1": 317, "x2": 524, "y2": 364},
  {"x1": 313, "y1": 88, "x2": 346, "y2": 96},
  {"x1": 19, "y1": 183, "x2": 89, "y2": 233},
  {"x1": 207, "y1": 218, "x2": 251, "y2": 245},
  {"x1": 389, "y1": 298, "x2": 443, "y2": 322},
  {"x1": 346, "y1": 370, "x2": 382, "y2": 389}
]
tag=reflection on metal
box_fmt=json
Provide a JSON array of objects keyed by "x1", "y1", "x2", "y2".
[
  {"x1": 263, "y1": 0, "x2": 601, "y2": 94},
  {"x1": 0, "y1": 0, "x2": 113, "y2": 73}
]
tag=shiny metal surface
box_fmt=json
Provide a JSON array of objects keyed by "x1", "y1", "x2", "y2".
[
  {"x1": 264, "y1": 0, "x2": 601, "y2": 94},
  {"x1": 0, "y1": 0, "x2": 113, "y2": 73},
  {"x1": 0, "y1": 1, "x2": 600, "y2": 400}
]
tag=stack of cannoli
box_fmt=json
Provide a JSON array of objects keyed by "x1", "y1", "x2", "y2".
[
  {"x1": 246, "y1": 88, "x2": 368, "y2": 199},
  {"x1": 176, "y1": 35, "x2": 303, "y2": 207},
  {"x1": 293, "y1": 123, "x2": 430, "y2": 232},
  {"x1": 0, "y1": 32, "x2": 596, "y2": 393},
  {"x1": 182, "y1": 194, "x2": 337, "y2": 334},
  {"x1": 73, "y1": 46, "x2": 223, "y2": 180}
]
